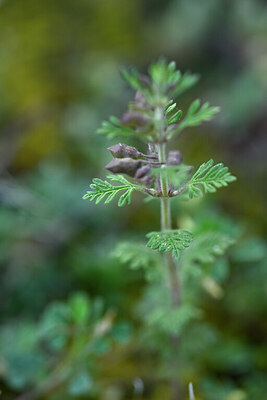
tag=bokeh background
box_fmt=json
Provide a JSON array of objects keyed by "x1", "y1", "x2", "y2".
[{"x1": 0, "y1": 0, "x2": 267, "y2": 399}]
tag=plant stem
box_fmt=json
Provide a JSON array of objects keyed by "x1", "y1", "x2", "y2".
[
  {"x1": 157, "y1": 143, "x2": 182, "y2": 399},
  {"x1": 157, "y1": 143, "x2": 180, "y2": 307}
]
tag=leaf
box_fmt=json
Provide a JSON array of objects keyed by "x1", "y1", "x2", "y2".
[
  {"x1": 184, "y1": 232, "x2": 235, "y2": 265},
  {"x1": 147, "y1": 304, "x2": 202, "y2": 335},
  {"x1": 112, "y1": 242, "x2": 161, "y2": 280},
  {"x1": 97, "y1": 116, "x2": 139, "y2": 139},
  {"x1": 165, "y1": 103, "x2": 183, "y2": 126},
  {"x1": 68, "y1": 292, "x2": 90, "y2": 326},
  {"x1": 149, "y1": 59, "x2": 181, "y2": 90},
  {"x1": 83, "y1": 174, "x2": 145, "y2": 207},
  {"x1": 151, "y1": 164, "x2": 191, "y2": 188},
  {"x1": 169, "y1": 71, "x2": 199, "y2": 97},
  {"x1": 187, "y1": 159, "x2": 236, "y2": 199},
  {"x1": 178, "y1": 99, "x2": 220, "y2": 131},
  {"x1": 146, "y1": 229, "x2": 193, "y2": 259}
]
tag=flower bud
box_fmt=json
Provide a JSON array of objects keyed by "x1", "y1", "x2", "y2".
[
  {"x1": 120, "y1": 111, "x2": 148, "y2": 126},
  {"x1": 107, "y1": 143, "x2": 142, "y2": 159},
  {"x1": 140, "y1": 175, "x2": 154, "y2": 186},
  {"x1": 105, "y1": 158, "x2": 142, "y2": 177},
  {"x1": 135, "y1": 165, "x2": 151, "y2": 179},
  {"x1": 167, "y1": 150, "x2": 183, "y2": 166}
]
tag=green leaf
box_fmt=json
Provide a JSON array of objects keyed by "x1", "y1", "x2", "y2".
[
  {"x1": 121, "y1": 67, "x2": 143, "y2": 91},
  {"x1": 112, "y1": 242, "x2": 161, "y2": 280},
  {"x1": 165, "y1": 103, "x2": 183, "y2": 126},
  {"x1": 147, "y1": 304, "x2": 202, "y2": 335},
  {"x1": 69, "y1": 292, "x2": 91, "y2": 326},
  {"x1": 146, "y1": 229, "x2": 193, "y2": 259},
  {"x1": 179, "y1": 99, "x2": 220, "y2": 131},
  {"x1": 83, "y1": 174, "x2": 145, "y2": 207},
  {"x1": 169, "y1": 71, "x2": 199, "y2": 97},
  {"x1": 187, "y1": 159, "x2": 236, "y2": 199},
  {"x1": 184, "y1": 232, "x2": 235, "y2": 265},
  {"x1": 151, "y1": 164, "x2": 191, "y2": 188},
  {"x1": 149, "y1": 59, "x2": 181, "y2": 91},
  {"x1": 97, "y1": 116, "x2": 138, "y2": 139}
]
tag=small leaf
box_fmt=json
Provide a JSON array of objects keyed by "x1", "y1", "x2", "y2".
[
  {"x1": 83, "y1": 174, "x2": 144, "y2": 207},
  {"x1": 187, "y1": 160, "x2": 236, "y2": 199},
  {"x1": 146, "y1": 230, "x2": 193, "y2": 259}
]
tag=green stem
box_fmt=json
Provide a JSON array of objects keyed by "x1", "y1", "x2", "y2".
[
  {"x1": 157, "y1": 142, "x2": 181, "y2": 400},
  {"x1": 157, "y1": 143, "x2": 180, "y2": 307}
]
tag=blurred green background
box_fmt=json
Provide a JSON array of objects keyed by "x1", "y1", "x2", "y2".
[{"x1": 0, "y1": 0, "x2": 267, "y2": 399}]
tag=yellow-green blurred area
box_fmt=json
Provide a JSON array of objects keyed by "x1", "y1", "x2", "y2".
[{"x1": 0, "y1": 0, "x2": 267, "y2": 399}]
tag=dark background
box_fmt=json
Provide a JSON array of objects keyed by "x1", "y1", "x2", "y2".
[{"x1": 0, "y1": 1, "x2": 267, "y2": 399}]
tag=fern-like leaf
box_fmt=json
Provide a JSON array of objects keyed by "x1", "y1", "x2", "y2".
[
  {"x1": 146, "y1": 229, "x2": 193, "y2": 259},
  {"x1": 169, "y1": 71, "x2": 199, "y2": 98},
  {"x1": 179, "y1": 99, "x2": 220, "y2": 131},
  {"x1": 112, "y1": 242, "x2": 161, "y2": 280},
  {"x1": 187, "y1": 159, "x2": 236, "y2": 199},
  {"x1": 83, "y1": 174, "x2": 144, "y2": 207},
  {"x1": 184, "y1": 232, "x2": 235, "y2": 265},
  {"x1": 147, "y1": 303, "x2": 202, "y2": 335},
  {"x1": 97, "y1": 116, "x2": 140, "y2": 139}
]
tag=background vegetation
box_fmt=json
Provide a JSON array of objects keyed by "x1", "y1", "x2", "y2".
[{"x1": 0, "y1": 0, "x2": 266, "y2": 399}]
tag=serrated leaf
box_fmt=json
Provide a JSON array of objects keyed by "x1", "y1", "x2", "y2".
[
  {"x1": 187, "y1": 160, "x2": 236, "y2": 199},
  {"x1": 83, "y1": 174, "x2": 145, "y2": 207},
  {"x1": 146, "y1": 229, "x2": 193, "y2": 259},
  {"x1": 179, "y1": 100, "x2": 220, "y2": 131}
]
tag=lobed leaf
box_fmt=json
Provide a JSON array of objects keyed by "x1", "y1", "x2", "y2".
[
  {"x1": 146, "y1": 229, "x2": 193, "y2": 259},
  {"x1": 187, "y1": 159, "x2": 236, "y2": 199},
  {"x1": 97, "y1": 116, "x2": 139, "y2": 139},
  {"x1": 83, "y1": 174, "x2": 144, "y2": 207},
  {"x1": 183, "y1": 99, "x2": 220, "y2": 128},
  {"x1": 112, "y1": 242, "x2": 161, "y2": 281},
  {"x1": 184, "y1": 232, "x2": 235, "y2": 265}
]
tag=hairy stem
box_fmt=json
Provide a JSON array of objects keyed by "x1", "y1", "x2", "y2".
[{"x1": 157, "y1": 143, "x2": 182, "y2": 399}]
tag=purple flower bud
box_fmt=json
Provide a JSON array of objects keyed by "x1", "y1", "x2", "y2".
[
  {"x1": 140, "y1": 175, "x2": 154, "y2": 187},
  {"x1": 108, "y1": 143, "x2": 142, "y2": 159},
  {"x1": 120, "y1": 111, "x2": 149, "y2": 126},
  {"x1": 135, "y1": 165, "x2": 151, "y2": 179},
  {"x1": 167, "y1": 150, "x2": 183, "y2": 166},
  {"x1": 105, "y1": 158, "x2": 142, "y2": 177}
]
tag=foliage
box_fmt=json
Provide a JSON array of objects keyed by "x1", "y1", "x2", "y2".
[
  {"x1": 146, "y1": 230, "x2": 193, "y2": 259},
  {"x1": 111, "y1": 242, "x2": 161, "y2": 280},
  {"x1": 83, "y1": 174, "x2": 145, "y2": 207},
  {"x1": 83, "y1": 59, "x2": 238, "y2": 399},
  {"x1": 187, "y1": 159, "x2": 236, "y2": 199},
  {"x1": 0, "y1": 292, "x2": 131, "y2": 397},
  {"x1": 0, "y1": 2, "x2": 266, "y2": 399},
  {"x1": 146, "y1": 303, "x2": 202, "y2": 336}
]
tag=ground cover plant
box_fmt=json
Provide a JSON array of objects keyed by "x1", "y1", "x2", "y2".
[{"x1": 83, "y1": 59, "x2": 236, "y2": 399}]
